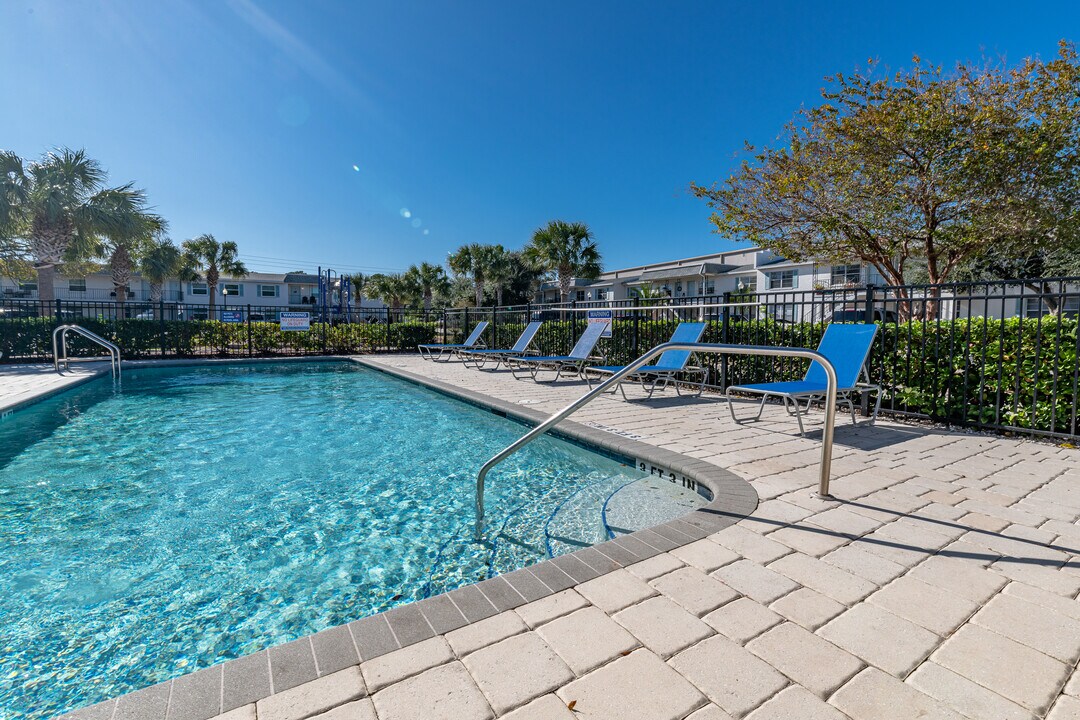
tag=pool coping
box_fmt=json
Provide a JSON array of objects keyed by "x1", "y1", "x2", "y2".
[{"x1": 38, "y1": 355, "x2": 758, "y2": 720}]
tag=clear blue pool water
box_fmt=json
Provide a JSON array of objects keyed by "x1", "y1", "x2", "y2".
[{"x1": 0, "y1": 361, "x2": 703, "y2": 719}]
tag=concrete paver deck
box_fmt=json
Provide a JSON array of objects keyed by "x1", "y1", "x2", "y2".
[{"x1": 13, "y1": 353, "x2": 1079, "y2": 720}]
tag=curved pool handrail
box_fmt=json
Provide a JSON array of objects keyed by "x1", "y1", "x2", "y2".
[
  {"x1": 474, "y1": 342, "x2": 839, "y2": 539},
  {"x1": 52, "y1": 324, "x2": 122, "y2": 379}
]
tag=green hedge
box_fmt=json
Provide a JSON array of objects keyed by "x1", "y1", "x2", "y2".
[
  {"x1": 4, "y1": 311, "x2": 1077, "y2": 436},
  {"x1": 0, "y1": 318, "x2": 438, "y2": 360},
  {"x1": 455, "y1": 315, "x2": 1078, "y2": 436}
]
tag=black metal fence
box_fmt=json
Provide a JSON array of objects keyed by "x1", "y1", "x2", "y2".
[
  {"x1": 4, "y1": 278, "x2": 1080, "y2": 439},
  {"x1": 0, "y1": 299, "x2": 443, "y2": 360},
  {"x1": 442, "y1": 278, "x2": 1080, "y2": 440}
]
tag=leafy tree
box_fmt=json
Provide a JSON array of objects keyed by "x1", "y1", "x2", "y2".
[
  {"x1": 448, "y1": 243, "x2": 499, "y2": 307},
  {"x1": 404, "y1": 261, "x2": 449, "y2": 311},
  {"x1": 367, "y1": 272, "x2": 411, "y2": 308},
  {"x1": 691, "y1": 43, "x2": 1080, "y2": 317},
  {"x1": 0, "y1": 148, "x2": 161, "y2": 310},
  {"x1": 500, "y1": 250, "x2": 545, "y2": 305},
  {"x1": 181, "y1": 234, "x2": 247, "y2": 313},
  {"x1": 524, "y1": 220, "x2": 602, "y2": 303}
]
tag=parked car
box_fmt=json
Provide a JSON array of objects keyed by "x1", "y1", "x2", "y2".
[{"x1": 831, "y1": 308, "x2": 897, "y2": 323}]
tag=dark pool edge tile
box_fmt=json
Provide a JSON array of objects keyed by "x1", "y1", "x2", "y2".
[{"x1": 56, "y1": 355, "x2": 758, "y2": 720}]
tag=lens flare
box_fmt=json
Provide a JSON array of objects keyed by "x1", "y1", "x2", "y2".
[
  {"x1": 399, "y1": 208, "x2": 411, "y2": 218},
  {"x1": 352, "y1": 165, "x2": 360, "y2": 172},
  {"x1": 411, "y1": 218, "x2": 422, "y2": 228},
  {"x1": 423, "y1": 229, "x2": 430, "y2": 235}
]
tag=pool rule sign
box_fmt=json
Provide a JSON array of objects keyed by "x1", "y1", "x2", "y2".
[
  {"x1": 587, "y1": 309, "x2": 613, "y2": 338},
  {"x1": 280, "y1": 311, "x2": 311, "y2": 331}
]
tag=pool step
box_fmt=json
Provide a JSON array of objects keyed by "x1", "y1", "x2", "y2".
[
  {"x1": 543, "y1": 477, "x2": 633, "y2": 558},
  {"x1": 603, "y1": 476, "x2": 708, "y2": 538}
]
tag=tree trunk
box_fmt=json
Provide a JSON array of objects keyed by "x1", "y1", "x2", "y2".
[
  {"x1": 424, "y1": 290, "x2": 432, "y2": 312},
  {"x1": 1026, "y1": 282, "x2": 1059, "y2": 315},
  {"x1": 111, "y1": 246, "x2": 132, "y2": 318},
  {"x1": 36, "y1": 263, "x2": 57, "y2": 316},
  {"x1": 496, "y1": 286, "x2": 504, "y2": 307},
  {"x1": 474, "y1": 281, "x2": 483, "y2": 308},
  {"x1": 207, "y1": 265, "x2": 219, "y2": 317},
  {"x1": 30, "y1": 219, "x2": 70, "y2": 316}
]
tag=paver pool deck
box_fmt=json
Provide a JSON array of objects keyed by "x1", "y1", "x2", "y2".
[{"x1": 5, "y1": 354, "x2": 1080, "y2": 720}]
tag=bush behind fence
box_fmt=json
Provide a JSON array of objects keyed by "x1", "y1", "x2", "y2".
[{"x1": 3, "y1": 280, "x2": 1079, "y2": 439}]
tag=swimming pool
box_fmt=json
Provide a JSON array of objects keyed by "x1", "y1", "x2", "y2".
[{"x1": 0, "y1": 361, "x2": 704, "y2": 719}]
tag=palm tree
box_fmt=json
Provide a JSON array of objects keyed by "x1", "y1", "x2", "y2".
[
  {"x1": 405, "y1": 262, "x2": 449, "y2": 312},
  {"x1": 103, "y1": 212, "x2": 166, "y2": 313},
  {"x1": 0, "y1": 148, "x2": 160, "y2": 311},
  {"x1": 0, "y1": 151, "x2": 30, "y2": 279},
  {"x1": 139, "y1": 236, "x2": 191, "y2": 304},
  {"x1": 367, "y1": 273, "x2": 411, "y2": 309},
  {"x1": 181, "y1": 234, "x2": 247, "y2": 314},
  {"x1": 350, "y1": 273, "x2": 367, "y2": 306},
  {"x1": 448, "y1": 243, "x2": 500, "y2": 307},
  {"x1": 524, "y1": 220, "x2": 602, "y2": 303},
  {"x1": 484, "y1": 245, "x2": 515, "y2": 307}
]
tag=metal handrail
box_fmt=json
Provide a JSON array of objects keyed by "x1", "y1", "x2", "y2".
[
  {"x1": 474, "y1": 342, "x2": 838, "y2": 538},
  {"x1": 52, "y1": 324, "x2": 122, "y2": 379}
]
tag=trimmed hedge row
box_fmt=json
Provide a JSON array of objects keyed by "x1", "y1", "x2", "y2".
[
  {"x1": 468, "y1": 316, "x2": 1079, "y2": 436},
  {"x1": 4, "y1": 312, "x2": 1076, "y2": 435},
  {"x1": 0, "y1": 318, "x2": 438, "y2": 359}
]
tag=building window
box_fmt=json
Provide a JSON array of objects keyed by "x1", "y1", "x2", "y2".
[
  {"x1": 221, "y1": 283, "x2": 243, "y2": 297},
  {"x1": 735, "y1": 276, "x2": 755, "y2": 293},
  {"x1": 767, "y1": 270, "x2": 796, "y2": 290},
  {"x1": 190, "y1": 282, "x2": 208, "y2": 296},
  {"x1": 258, "y1": 284, "x2": 279, "y2": 298},
  {"x1": 19, "y1": 281, "x2": 37, "y2": 291},
  {"x1": 704, "y1": 280, "x2": 716, "y2": 295},
  {"x1": 68, "y1": 279, "x2": 87, "y2": 292},
  {"x1": 772, "y1": 304, "x2": 798, "y2": 322},
  {"x1": 575, "y1": 290, "x2": 586, "y2": 301},
  {"x1": 831, "y1": 264, "x2": 862, "y2": 286},
  {"x1": 595, "y1": 289, "x2": 608, "y2": 301},
  {"x1": 1023, "y1": 296, "x2": 1080, "y2": 319}
]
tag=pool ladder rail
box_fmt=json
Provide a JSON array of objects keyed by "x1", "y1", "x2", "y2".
[
  {"x1": 475, "y1": 342, "x2": 841, "y2": 540},
  {"x1": 52, "y1": 324, "x2": 122, "y2": 379}
]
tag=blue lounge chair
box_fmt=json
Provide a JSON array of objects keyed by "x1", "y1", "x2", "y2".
[
  {"x1": 460, "y1": 321, "x2": 544, "y2": 370},
  {"x1": 417, "y1": 321, "x2": 489, "y2": 362},
  {"x1": 506, "y1": 321, "x2": 609, "y2": 382},
  {"x1": 583, "y1": 322, "x2": 708, "y2": 398},
  {"x1": 726, "y1": 323, "x2": 881, "y2": 435}
]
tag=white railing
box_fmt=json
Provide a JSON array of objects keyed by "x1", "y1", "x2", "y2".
[
  {"x1": 474, "y1": 341, "x2": 839, "y2": 538},
  {"x1": 52, "y1": 325, "x2": 122, "y2": 379}
]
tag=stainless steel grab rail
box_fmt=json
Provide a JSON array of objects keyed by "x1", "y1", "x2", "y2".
[
  {"x1": 474, "y1": 342, "x2": 838, "y2": 538},
  {"x1": 52, "y1": 324, "x2": 122, "y2": 379}
]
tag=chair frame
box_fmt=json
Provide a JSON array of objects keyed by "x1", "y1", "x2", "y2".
[
  {"x1": 460, "y1": 321, "x2": 543, "y2": 371},
  {"x1": 725, "y1": 324, "x2": 882, "y2": 436},
  {"x1": 505, "y1": 323, "x2": 609, "y2": 382},
  {"x1": 417, "y1": 322, "x2": 489, "y2": 362},
  {"x1": 582, "y1": 322, "x2": 709, "y2": 399}
]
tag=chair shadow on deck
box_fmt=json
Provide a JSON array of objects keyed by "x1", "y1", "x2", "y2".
[{"x1": 699, "y1": 496, "x2": 1079, "y2": 568}]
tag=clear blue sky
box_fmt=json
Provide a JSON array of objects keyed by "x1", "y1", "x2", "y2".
[{"x1": 2, "y1": 1, "x2": 1076, "y2": 275}]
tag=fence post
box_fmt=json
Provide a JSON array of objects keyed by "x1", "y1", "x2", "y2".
[
  {"x1": 863, "y1": 283, "x2": 876, "y2": 324},
  {"x1": 55, "y1": 298, "x2": 62, "y2": 317},
  {"x1": 387, "y1": 306, "x2": 393, "y2": 351},
  {"x1": 861, "y1": 283, "x2": 876, "y2": 415},
  {"x1": 491, "y1": 304, "x2": 497, "y2": 348},
  {"x1": 159, "y1": 300, "x2": 166, "y2": 356},
  {"x1": 721, "y1": 291, "x2": 732, "y2": 389},
  {"x1": 463, "y1": 307, "x2": 468, "y2": 344},
  {"x1": 247, "y1": 304, "x2": 253, "y2": 357},
  {"x1": 570, "y1": 299, "x2": 577, "y2": 355}
]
